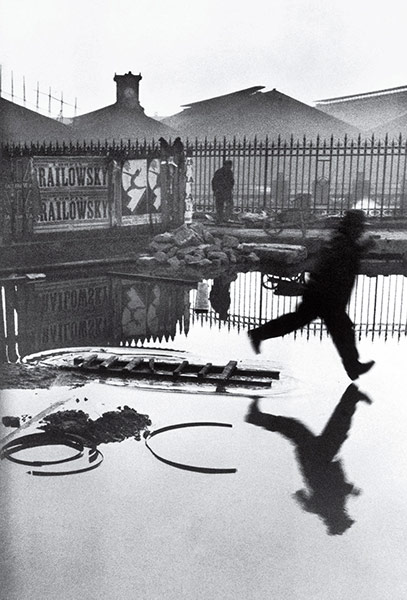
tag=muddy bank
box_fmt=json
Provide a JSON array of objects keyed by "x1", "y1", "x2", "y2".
[{"x1": 0, "y1": 362, "x2": 88, "y2": 390}]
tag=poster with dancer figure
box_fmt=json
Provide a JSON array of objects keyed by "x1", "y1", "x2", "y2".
[{"x1": 121, "y1": 158, "x2": 162, "y2": 225}]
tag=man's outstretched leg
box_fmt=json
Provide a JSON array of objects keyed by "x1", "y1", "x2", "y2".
[
  {"x1": 248, "y1": 300, "x2": 318, "y2": 354},
  {"x1": 323, "y1": 310, "x2": 374, "y2": 380}
]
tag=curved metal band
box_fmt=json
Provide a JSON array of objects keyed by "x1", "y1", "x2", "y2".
[
  {"x1": 145, "y1": 422, "x2": 237, "y2": 474},
  {"x1": 1, "y1": 432, "x2": 86, "y2": 466}
]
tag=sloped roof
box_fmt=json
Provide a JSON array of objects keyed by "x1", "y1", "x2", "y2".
[
  {"x1": 315, "y1": 85, "x2": 407, "y2": 131},
  {"x1": 369, "y1": 110, "x2": 407, "y2": 139},
  {"x1": 0, "y1": 97, "x2": 70, "y2": 143},
  {"x1": 71, "y1": 103, "x2": 176, "y2": 142},
  {"x1": 162, "y1": 87, "x2": 359, "y2": 140},
  {"x1": 259, "y1": 89, "x2": 360, "y2": 138},
  {"x1": 181, "y1": 86, "x2": 265, "y2": 109}
]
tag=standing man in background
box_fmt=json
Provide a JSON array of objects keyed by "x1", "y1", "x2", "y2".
[{"x1": 211, "y1": 160, "x2": 234, "y2": 223}]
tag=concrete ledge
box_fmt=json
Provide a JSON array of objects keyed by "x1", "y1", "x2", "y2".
[{"x1": 239, "y1": 242, "x2": 307, "y2": 264}]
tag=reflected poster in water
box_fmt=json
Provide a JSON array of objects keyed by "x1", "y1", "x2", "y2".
[{"x1": 0, "y1": 275, "x2": 192, "y2": 362}]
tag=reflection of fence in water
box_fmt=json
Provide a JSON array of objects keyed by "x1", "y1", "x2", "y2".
[
  {"x1": 1, "y1": 272, "x2": 406, "y2": 364},
  {"x1": 193, "y1": 272, "x2": 407, "y2": 340}
]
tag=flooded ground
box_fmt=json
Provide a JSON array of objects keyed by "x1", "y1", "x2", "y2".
[{"x1": 0, "y1": 269, "x2": 406, "y2": 599}]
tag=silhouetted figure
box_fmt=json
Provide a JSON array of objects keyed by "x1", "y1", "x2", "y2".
[
  {"x1": 172, "y1": 137, "x2": 185, "y2": 167},
  {"x1": 248, "y1": 210, "x2": 375, "y2": 380},
  {"x1": 158, "y1": 137, "x2": 171, "y2": 162},
  {"x1": 211, "y1": 160, "x2": 234, "y2": 223},
  {"x1": 209, "y1": 273, "x2": 237, "y2": 320},
  {"x1": 246, "y1": 384, "x2": 372, "y2": 535}
]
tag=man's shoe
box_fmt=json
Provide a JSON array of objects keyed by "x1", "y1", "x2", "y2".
[
  {"x1": 357, "y1": 360, "x2": 375, "y2": 377},
  {"x1": 347, "y1": 360, "x2": 375, "y2": 380},
  {"x1": 248, "y1": 330, "x2": 261, "y2": 354}
]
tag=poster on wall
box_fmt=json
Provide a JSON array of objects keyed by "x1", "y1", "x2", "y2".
[
  {"x1": 121, "y1": 158, "x2": 162, "y2": 226},
  {"x1": 33, "y1": 156, "x2": 110, "y2": 232}
]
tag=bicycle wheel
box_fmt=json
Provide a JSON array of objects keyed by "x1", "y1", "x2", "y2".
[{"x1": 263, "y1": 211, "x2": 284, "y2": 235}]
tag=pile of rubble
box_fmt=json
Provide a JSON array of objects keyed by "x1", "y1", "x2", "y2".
[
  {"x1": 40, "y1": 406, "x2": 152, "y2": 445},
  {"x1": 138, "y1": 223, "x2": 260, "y2": 272}
]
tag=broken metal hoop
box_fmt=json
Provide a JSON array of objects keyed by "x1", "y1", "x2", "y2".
[{"x1": 145, "y1": 422, "x2": 237, "y2": 474}]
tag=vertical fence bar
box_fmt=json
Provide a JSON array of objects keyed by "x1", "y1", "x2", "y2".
[
  {"x1": 380, "y1": 135, "x2": 389, "y2": 217},
  {"x1": 373, "y1": 137, "x2": 381, "y2": 209},
  {"x1": 307, "y1": 137, "x2": 314, "y2": 208},
  {"x1": 394, "y1": 135, "x2": 402, "y2": 217},
  {"x1": 241, "y1": 137, "x2": 247, "y2": 212},
  {"x1": 387, "y1": 137, "x2": 396, "y2": 215},
  {"x1": 262, "y1": 137, "x2": 269, "y2": 210},
  {"x1": 281, "y1": 138, "x2": 288, "y2": 210},
  {"x1": 246, "y1": 137, "x2": 252, "y2": 212},
  {"x1": 287, "y1": 136, "x2": 294, "y2": 202},
  {"x1": 366, "y1": 136, "x2": 374, "y2": 210},
  {"x1": 235, "y1": 138, "x2": 242, "y2": 214},
  {"x1": 251, "y1": 137, "x2": 258, "y2": 211},
  {"x1": 300, "y1": 136, "x2": 307, "y2": 203},
  {"x1": 269, "y1": 138, "x2": 276, "y2": 210},
  {"x1": 400, "y1": 138, "x2": 407, "y2": 216}
]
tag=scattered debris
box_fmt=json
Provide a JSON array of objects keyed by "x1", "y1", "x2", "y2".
[
  {"x1": 2, "y1": 416, "x2": 21, "y2": 428},
  {"x1": 39, "y1": 405, "x2": 152, "y2": 446}
]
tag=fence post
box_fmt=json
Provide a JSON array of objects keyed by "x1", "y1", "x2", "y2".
[{"x1": 262, "y1": 136, "x2": 269, "y2": 210}]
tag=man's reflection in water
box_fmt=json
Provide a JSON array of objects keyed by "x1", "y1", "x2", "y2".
[
  {"x1": 246, "y1": 384, "x2": 372, "y2": 535},
  {"x1": 209, "y1": 273, "x2": 237, "y2": 321}
]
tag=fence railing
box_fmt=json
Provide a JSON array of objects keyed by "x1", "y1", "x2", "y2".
[
  {"x1": 187, "y1": 135, "x2": 407, "y2": 217},
  {"x1": 2, "y1": 135, "x2": 407, "y2": 222}
]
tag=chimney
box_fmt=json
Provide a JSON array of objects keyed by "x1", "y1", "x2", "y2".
[{"x1": 113, "y1": 71, "x2": 143, "y2": 109}]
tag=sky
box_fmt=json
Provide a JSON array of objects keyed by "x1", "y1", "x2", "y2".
[{"x1": 1, "y1": 0, "x2": 407, "y2": 119}]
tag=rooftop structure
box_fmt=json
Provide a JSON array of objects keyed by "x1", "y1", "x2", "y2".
[
  {"x1": 315, "y1": 85, "x2": 407, "y2": 132},
  {"x1": 71, "y1": 71, "x2": 175, "y2": 141},
  {"x1": 162, "y1": 87, "x2": 359, "y2": 141}
]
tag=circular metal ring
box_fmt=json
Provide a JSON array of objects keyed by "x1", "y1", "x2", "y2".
[
  {"x1": 145, "y1": 422, "x2": 237, "y2": 474},
  {"x1": 1, "y1": 432, "x2": 85, "y2": 467}
]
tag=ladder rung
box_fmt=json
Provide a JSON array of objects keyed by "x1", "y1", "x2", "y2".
[
  {"x1": 122, "y1": 357, "x2": 144, "y2": 372},
  {"x1": 197, "y1": 363, "x2": 212, "y2": 378},
  {"x1": 220, "y1": 361, "x2": 238, "y2": 380},
  {"x1": 173, "y1": 360, "x2": 189, "y2": 377},
  {"x1": 100, "y1": 355, "x2": 117, "y2": 369},
  {"x1": 81, "y1": 354, "x2": 99, "y2": 368}
]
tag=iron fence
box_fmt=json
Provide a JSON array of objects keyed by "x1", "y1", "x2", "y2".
[
  {"x1": 187, "y1": 135, "x2": 407, "y2": 218},
  {"x1": 2, "y1": 135, "x2": 407, "y2": 222}
]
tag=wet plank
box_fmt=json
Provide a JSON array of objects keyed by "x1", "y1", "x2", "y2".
[
  {"x1": 219, "y1": 361, "x2": 238, "y2": 380},
  {"x1": 99, "y1": 356, "x2": 118, "y2": 369},
  {"x1": 80, "y1": 354, "x2": 99, "y2": 368},
  {"x1": 173, "y1": 360, "x2": 189, "y2": 377},
  {"x1": 122, "y1": 357, "x2": 144, "y2": 372},
  {"x1": 197, "y1": 363, "x2": 212, "y2": 379}
]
